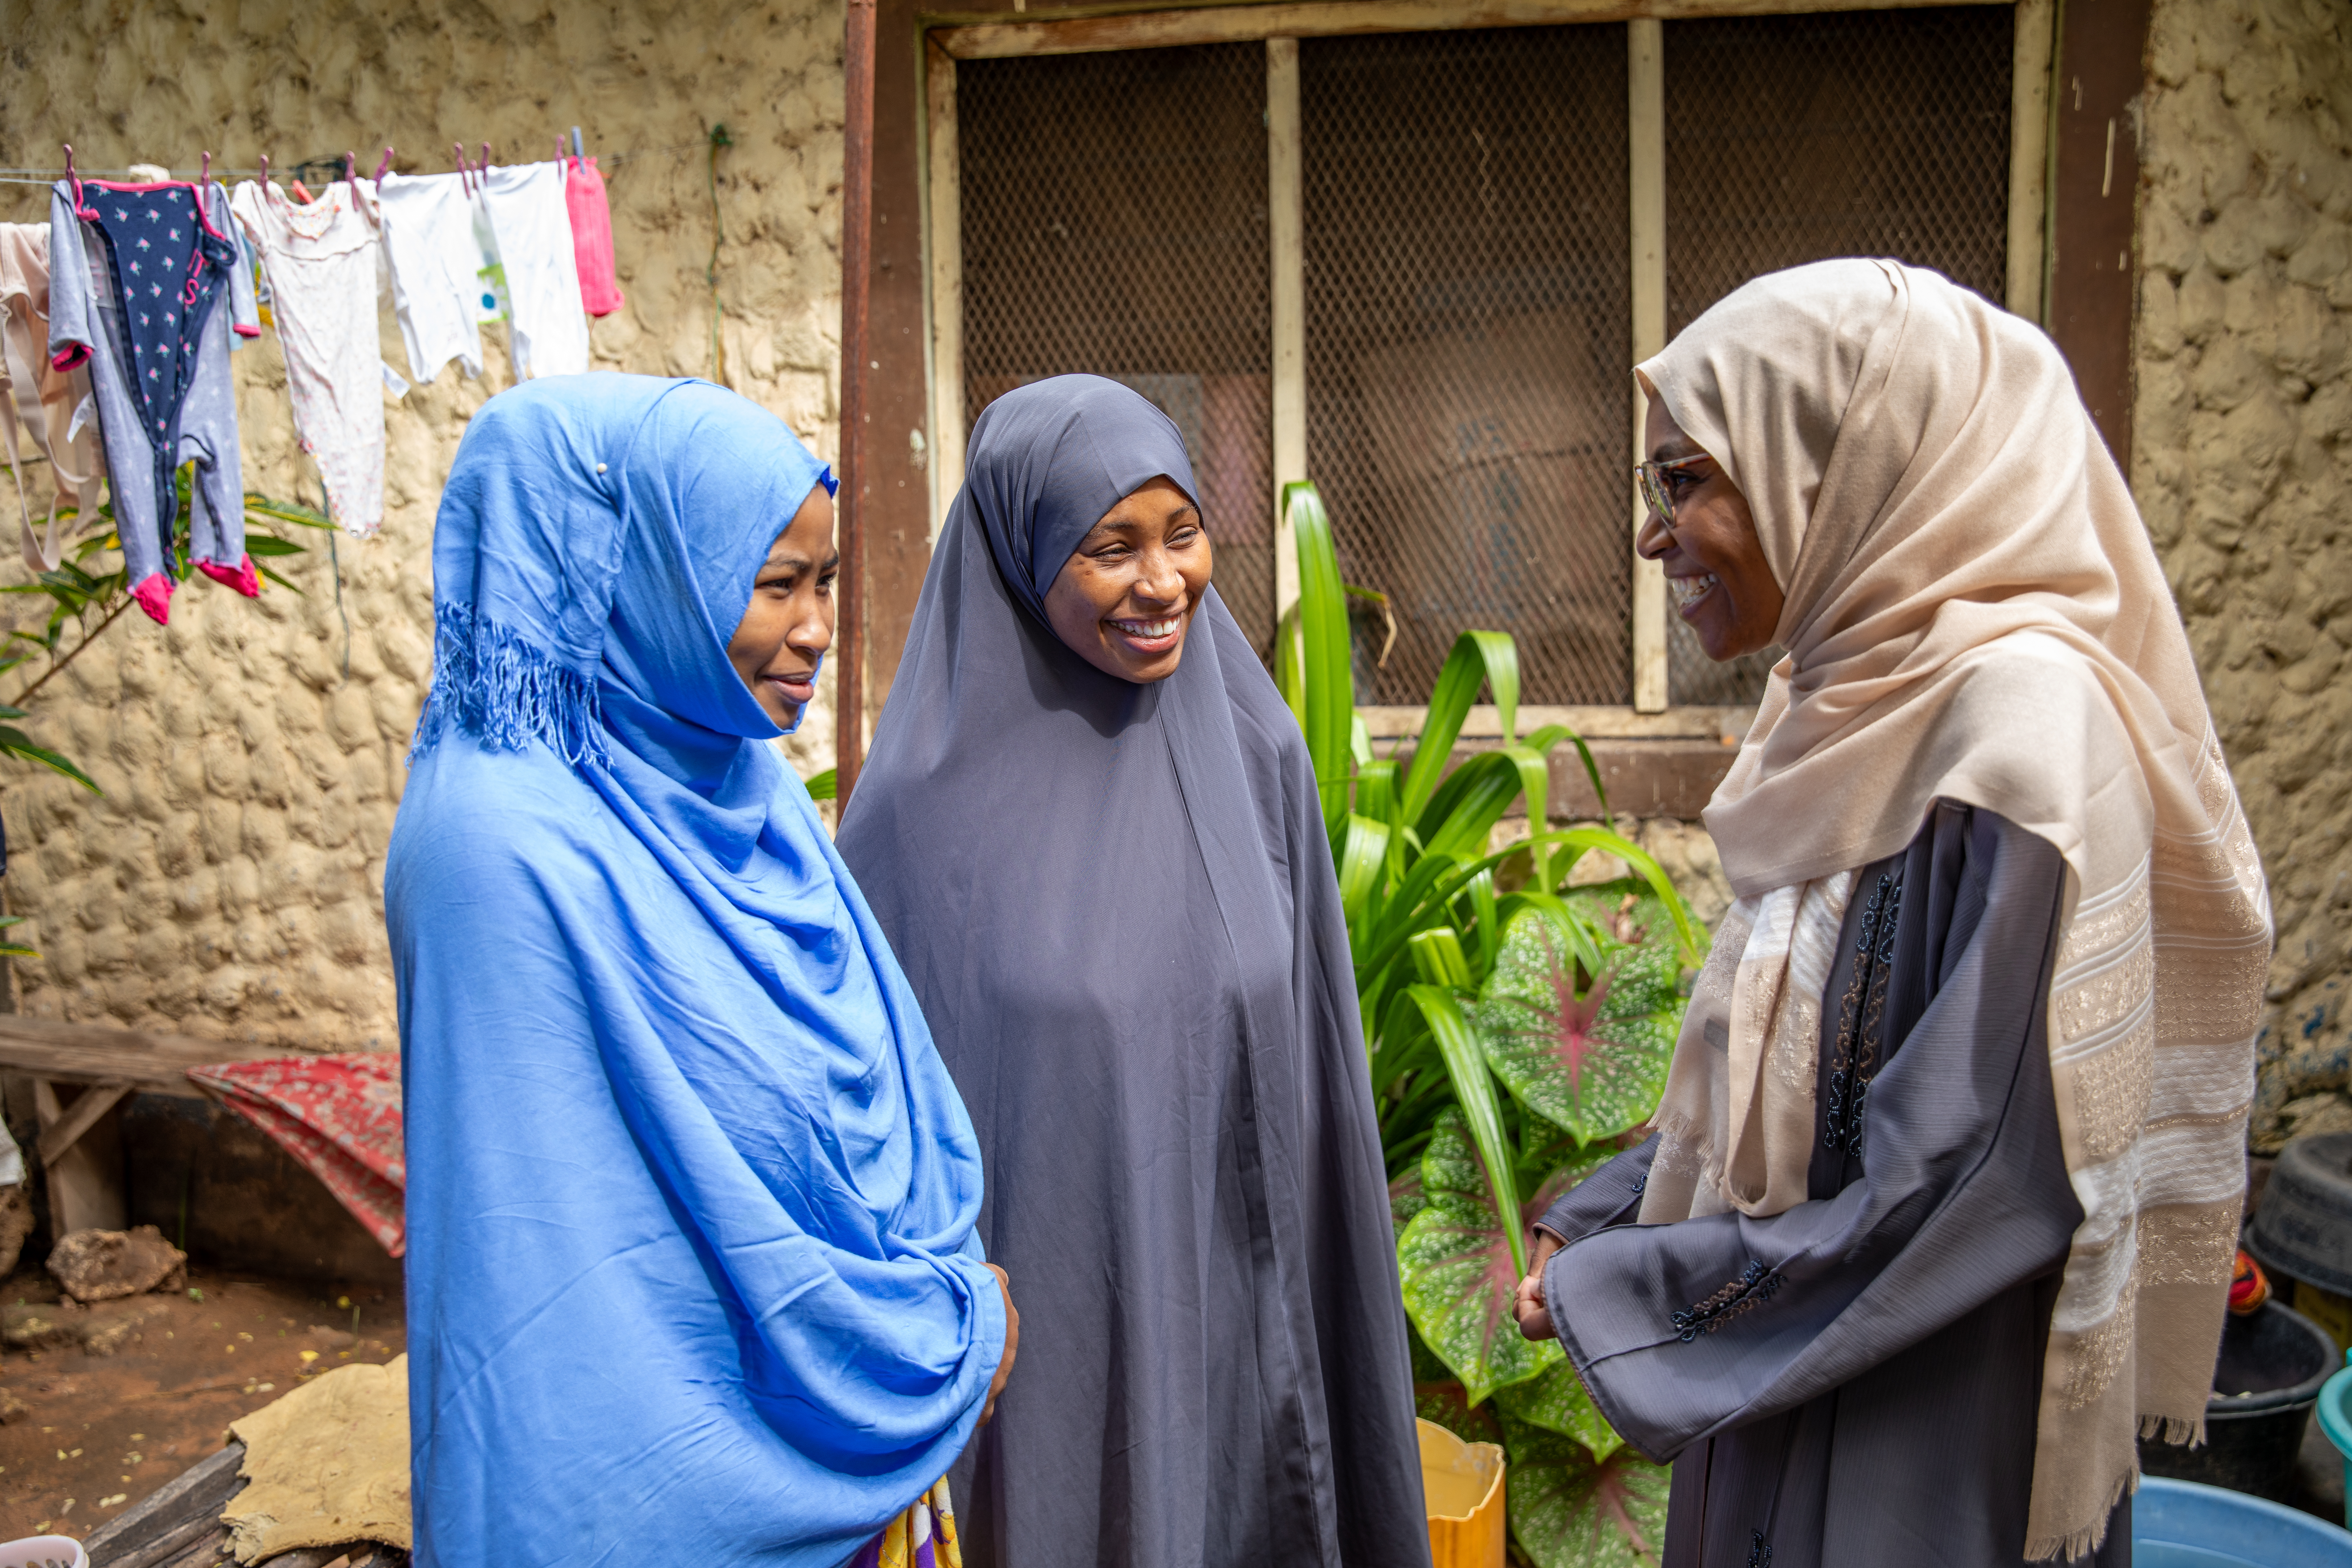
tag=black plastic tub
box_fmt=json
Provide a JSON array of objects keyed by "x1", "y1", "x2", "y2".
[
  {"x1": 2250, "y1": 1132, "x2": 2352, "y2": 1296},
  {"x1": 2140, "y1": 1300, "x2": 2339, "y2": 1502}
]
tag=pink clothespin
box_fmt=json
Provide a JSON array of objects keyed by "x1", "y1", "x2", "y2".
[
  {"x1": 454, "y1": 142, "x2": 470, "y2": 194},
  {"x1": 62, "y1": 143, "x2": 87, "y2": 215},
  {"x1": 374, "y1": 146, "x2": 395, "y2": 183},
  {"x1": 259, "y1": 152, "x2": 271, "y2": 186},
  {"x1": 479, "y1": 142, "x2": 493, "y2": 182},
  {"x1": 344, "y1": 151, "x2": 357, "y2": 186}
]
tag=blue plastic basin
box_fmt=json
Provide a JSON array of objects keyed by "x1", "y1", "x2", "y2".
[
  {"x1": 2321, "y1": 1351, "x2": 2352, "y2": 1530},
  {"x1": 2133, "y1": 1475, "x2": 2352, "y2": 1566}
]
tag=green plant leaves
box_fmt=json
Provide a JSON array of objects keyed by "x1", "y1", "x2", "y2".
[
  {"x1": 1416, "y1": 1379, "x2": 1504, "y2": 1448},
  {"x1": 1282, "y1": 482, "x2": 1353, "y2": 832},
  {"x1": 1475, "y1": 899, "x2": 1681, "y2": 1144},
  {"x1": 1388, "y1": 1167, "x2": 1427, "y2": 1239},
  {"x1": 1501, "y1": 1409, "x2": 1672, "y2": 1568},
  {"x1": 1493, "y1": 1356, "x2": 1622, "y2": 1463},
  {"x1": 1396, "y1": 1109, "x2": 1558, "y2": 1403},
  {"x1": 0, "y1": 726, "x2": 98, "y2": 792}
]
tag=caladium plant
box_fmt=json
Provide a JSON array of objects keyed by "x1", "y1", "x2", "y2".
[
  {"x1": 1500, "y1": 1408, "x2": 1672, "y2": 1568},
  {"x1": 1278, "y1": 482, "x2": 1708, "y2": 1568},
  {"x1": 1477, "y1": 891, "x2": 1684, "y2": 1144}
]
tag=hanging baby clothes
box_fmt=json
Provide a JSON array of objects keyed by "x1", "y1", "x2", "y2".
[
  {"x1": 562, "y1": 155, "x2": 624, "y2": 317},
  {"x1": 231, "y1": 179, "x2": 388, "y2": 537},
  {"x1": 0, "y1": 222, "x2": 105, "y2": 571},
  {"x1": 376, "y1": 170, "x2": 486, "y2": 385},
  {"x1": 477, "y1": 162, "x2": 590, "y2": 379},
  {"x1": 47, "y1": 177, "x2": 259, "y2": 624}
]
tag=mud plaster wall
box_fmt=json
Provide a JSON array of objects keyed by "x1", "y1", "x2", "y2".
[
  {"x1": 0, "y1": 0, "x2": 845, "y2": 1050},
  {"x1": 2134, "y1": 0, "x2": 2352, "y2": 1150}
]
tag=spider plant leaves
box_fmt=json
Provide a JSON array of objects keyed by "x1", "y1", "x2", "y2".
[
  {"x1": 1282, "y1": 481, "x2": 1353, "y2": 833},
  {"x1": 1395, "y1": 1108, "x2": 1559, "y2": 1403},
  {"x1": 1397, "y1": 629, "x2": 1520, "y2": 825},
  {"x1": 1409, "y1": 985, "x2": 1521, "y2": 1268},
  {"x1": 1475, "y1": 900, "x2": 1681, "y2": 1144},
  {"x1": 1500, "y1": 1407, "x2": 1672, "y2": 1568}
]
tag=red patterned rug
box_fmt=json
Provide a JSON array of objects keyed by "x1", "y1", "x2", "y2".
[{"x1": 186, "y1": 1054, "x2": 405, "y2": 1257}]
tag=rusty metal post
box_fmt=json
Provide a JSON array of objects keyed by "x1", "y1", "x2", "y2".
[{"x1": 838, "y1": 0, "x2": 878, "y2": 805}]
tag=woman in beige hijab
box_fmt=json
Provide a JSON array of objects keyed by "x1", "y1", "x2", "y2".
[{"x1": 1513, "y1": 260, "x2": 2269, "y2": 1566}]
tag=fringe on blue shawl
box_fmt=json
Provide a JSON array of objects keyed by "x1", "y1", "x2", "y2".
[{"x1": 409, "y1": 601, "x2": 610, "y2": 770}]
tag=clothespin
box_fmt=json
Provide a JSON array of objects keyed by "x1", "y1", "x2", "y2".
[
  {"x1": 61, "y1": 143, "x2": 80, "y2": 204},
  {"x1": 479, "y1": 142, "x2": 493, "y2": 180},
  {"x1": 259, "y1": 152, "x2": 271, "y2": 186},
  {"x1": 374, "y1": 146, "x2": 395, "y2": 183},
  {"x1": 556, "y1": 135, "x2": 567, "y2": 166},
  {"x1": 201, "y1": 150, "x2": 211, "y2": 187},
  {"x1": 344, "y1": 151, "x2": 356, "y2": 186},
  {"x1": 572, "y1": 126, "x2": 584, "y2": 160}
]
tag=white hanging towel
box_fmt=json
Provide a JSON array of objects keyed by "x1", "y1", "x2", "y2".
[
  {"x1": 0, "y1": 221, "x2": 105, "y2": 571},
  {"x1": 478, "y1": 162, "x2": 590, "y2": 379},
  {"x1": 376, "y1": 170, "x2": 488, "y2": 385},
  {"x1": 231, "y1": 179, "x2": 389, "y2": 536}
]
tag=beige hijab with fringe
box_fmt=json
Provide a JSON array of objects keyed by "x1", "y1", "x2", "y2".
[{"x1": 1633, "y1": 260, "x2": 2270, "y2": 1561}]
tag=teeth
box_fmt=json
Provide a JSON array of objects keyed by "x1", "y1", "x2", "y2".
[
  {"x1": 1116, "y1": 617, "x2": 1180, "y2": 638},
  {"x1": 1670, "y1": 573, "x2": 1718, "y2": 609}
]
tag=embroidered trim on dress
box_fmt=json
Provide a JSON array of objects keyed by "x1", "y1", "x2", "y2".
[
  {"x1": 1672, "y1": 1258, "x2": 1785, "y2": 1342},
  {"x1": 1824, "y1": 868, "x2": 1903, "y2": 1157}
]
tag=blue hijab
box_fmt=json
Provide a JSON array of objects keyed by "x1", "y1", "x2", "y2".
[{"x1": 388, "y1": 376, "x2": 1004, "y2": 1568}]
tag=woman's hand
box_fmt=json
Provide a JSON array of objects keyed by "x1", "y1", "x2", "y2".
[
  {"x1": 1514, "y1": 1232, "x2": 1565, "y2": 1341},
  {"x1": 980, "y1": 1263, "x2": 1019, "y2": 1425}
]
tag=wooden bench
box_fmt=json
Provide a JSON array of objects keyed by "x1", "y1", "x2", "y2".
[{"x1": 0, "y1": 1014, "x2": 273, "y2": 1238}]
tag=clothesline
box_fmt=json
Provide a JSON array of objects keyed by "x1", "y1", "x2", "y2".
[
  {"x1": 0, "y1": 139, "x2": 716, "y2": 186},
  {"x1": 3, "y1": 134, "x2": 637, "y2": 625}
]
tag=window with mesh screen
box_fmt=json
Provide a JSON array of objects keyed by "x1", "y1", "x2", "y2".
[
  {"x1": 1300, "y1": 26, "x2": 1631, "y2": 707},
  {"x1": 957, "y1": 44, "x2": 1277, "y2": 656},
  {"x1": 1660, "y1": 5, "x2": 2014, "y2": 705}
]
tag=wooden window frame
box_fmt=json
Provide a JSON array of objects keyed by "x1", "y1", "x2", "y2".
[{"x1": 919, "y1": 0, "x2": 2056, "y2": 737}]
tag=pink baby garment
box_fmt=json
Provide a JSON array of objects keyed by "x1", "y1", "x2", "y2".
[{"x1": 564, "y1": 156, "x2": 624, "y2": 318}]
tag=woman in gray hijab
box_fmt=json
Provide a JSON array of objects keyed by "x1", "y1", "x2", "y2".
[{"x1": 838, "y1": 376, "x2": 1430, "y2": 1568}]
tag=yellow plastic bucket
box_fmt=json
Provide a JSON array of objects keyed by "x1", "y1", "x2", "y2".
[{"x1": 1418, "y1": 1416, "x2": 1506, "y2": 1568}]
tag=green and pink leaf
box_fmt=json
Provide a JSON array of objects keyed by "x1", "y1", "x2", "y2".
[
  {"x1": 1501, "y1": 1408, "x2": 1671, "y2": 1568},
  {"x1": 1475, "y1": 902, "x2": 1680, "y2": 1142}
]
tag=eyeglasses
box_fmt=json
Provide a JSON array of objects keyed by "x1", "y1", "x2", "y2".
[{"x1": 1634, "y1": 452, "x2": 1714, "y2": 530}]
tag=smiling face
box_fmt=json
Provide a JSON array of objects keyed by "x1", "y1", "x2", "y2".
[
  {"x1": 1637, "y1": 388, "x2": 1784, "y2": 663},
  {"x1": 1042, "y1": 476, "x2": 1214, "y2": 684},
  {"x1": 727, "y1": 484, "x2": 838, "y2": 729}
]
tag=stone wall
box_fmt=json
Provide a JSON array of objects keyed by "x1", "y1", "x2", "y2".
[
  {"x1": 2135, "y1": 0, "x2": 2352, "y2": 1149},
  {"x1": 4, "y1": 0, "x2": 2349, "y2": 1147},
  {"x1": 0, "y1": 0, "x2": 844, "y2": 1049}
]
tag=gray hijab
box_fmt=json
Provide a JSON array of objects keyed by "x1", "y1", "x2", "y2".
[{"x1": 838, "y1": 376, "x2": 1429, "y2": 1568}]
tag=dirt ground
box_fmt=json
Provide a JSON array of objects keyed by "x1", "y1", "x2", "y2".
[{"x1": 0, "y1": 1266, "x2": 402, "y2": 1540}]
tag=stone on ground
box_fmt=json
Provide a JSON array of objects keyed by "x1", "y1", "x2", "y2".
[{"x1": 47, "y1": 1225, "x2": 188, "y2": 1303}]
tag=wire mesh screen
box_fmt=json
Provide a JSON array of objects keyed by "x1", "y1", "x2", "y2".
[
  {"x1": 1660, "y1": 5, "x2": 2014, "y2": 705},
  {"x1": 958, "y1": 44, "x2": 1276, "y2": 656},
  {"x1": 1301, "y1": 27, "x2": 1631, "y2": 706}
]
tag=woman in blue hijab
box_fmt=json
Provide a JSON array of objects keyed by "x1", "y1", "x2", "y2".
[{"x1": 387, "y1": 376, "x2": 1011, "y2": 1568}]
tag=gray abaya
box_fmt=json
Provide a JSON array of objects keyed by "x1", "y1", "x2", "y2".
[
  {"x1": 836, "y1": 377, "x2": 1429, "y2": 1568},
  {"x1": 1539, "y1": 803, "x2": 2132, "y2": 1567}
]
